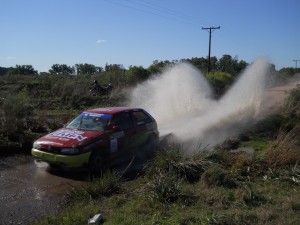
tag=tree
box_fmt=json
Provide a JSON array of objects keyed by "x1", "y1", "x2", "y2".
[
  {"x1": 6, "y1": 65, "x2": 38, "y2": 75},
  {"x1": 0, "y1": 67, "x2": 9, "y2": 76},
  {"x1": 49, "y1": 64, "x2": 74, "y2": 75},
  {"x1": 127, "y1": 66, "x2": 150, "y2": 83},
  {"x1": 147, "y1": 60, "x2": 173, "y2": 74},
  {"x1": 279, "y1": 67, "x2": 300, "y2": 76},
  {"x1": 181, "y1": 57, "x2": 207, "y2": 73},
  {"x1": 205, "y1": 71, "x2": 234, "y2": 97},
  {"x1": 216, "y1": 55, "x2": 247, "y2": 75},
  {"x1": 104, "y1": 63, "x2": 124, "y2": 72},
  {"x1": 75, "y1": 63, "x2": 102, "y2": 75}
]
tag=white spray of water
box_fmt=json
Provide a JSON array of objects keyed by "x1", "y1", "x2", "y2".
[{"x1": 129, "y1": 58, "x2": 271, "y2": 150}]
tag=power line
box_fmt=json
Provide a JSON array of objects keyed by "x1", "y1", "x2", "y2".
[
  {"x1": 202, "y1": 26, "x2": 220, "y2": 73},
  {"x1": 292, "y1": 59, "x2": 300, "y2": 68}
]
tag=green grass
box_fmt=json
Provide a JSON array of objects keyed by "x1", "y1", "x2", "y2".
[
  {"x1": 240, "y1": 132, "x2": 270, "y2": 151},
  {"x1": 31, "y1": 142, "x2": 300, "y2": 225}
]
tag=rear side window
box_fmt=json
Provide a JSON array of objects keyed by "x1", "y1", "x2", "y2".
[
  {"x1": 112, "y1": 112, "x2": 133, "y2": 130},
  {"x1": 132, "y1": 110, "x2": 153, "y2": 126}
]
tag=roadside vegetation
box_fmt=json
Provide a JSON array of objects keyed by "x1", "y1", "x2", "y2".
[{"x1": 1, "y1": 55, "x2": 300, "y2": 224}]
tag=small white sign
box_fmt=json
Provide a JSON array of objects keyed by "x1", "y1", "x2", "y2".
[{"x1": 110, "y1": 138, "x2": 118, "y2": 153}]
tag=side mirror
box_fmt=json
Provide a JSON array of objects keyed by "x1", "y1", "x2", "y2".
[{"x1": 112, "y1": 125, "x2": 121, "y2": 132}]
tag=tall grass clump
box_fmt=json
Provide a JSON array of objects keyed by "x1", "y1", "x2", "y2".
[
  {"x1": 0, "y1": 88, "x2": 33, "y2": 142},
  {"x1": 65, "y1": 170, "x2": 122, "y2": 204},
  {"x1": 146, "y1": 144, "x2": 213, "y2": 183},
  {"x1": 283, "y1": 87, "x2": 300, "y2": 116},
  {"x1": 148, "y1": 168, "x2": 182, "y2": 203},
  {"x1": 264, "y1": 125, "x2": 300, "y2": 167},
  {"x1": 201, "y1": 164, "x2": 238, "y2": 188}
]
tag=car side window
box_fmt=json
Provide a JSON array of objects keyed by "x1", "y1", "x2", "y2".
[
  {"x1": 132, "y1": 110, "x2": 153, "y2": 126},
  {"x1": 112, "y1": 112, "x2": 133, "y2": 130}
]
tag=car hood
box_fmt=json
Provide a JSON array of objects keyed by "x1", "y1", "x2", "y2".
[{"x1": 35, "y1": 128, "x2": 105, "y2": 147}]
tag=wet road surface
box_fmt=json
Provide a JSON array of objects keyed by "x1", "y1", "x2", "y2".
[{"x1": 0, "y1": 155, "x2": 86, "y2": 225}]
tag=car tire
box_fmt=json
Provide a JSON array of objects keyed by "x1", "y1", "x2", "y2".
[
  {"x1": 89, "y1": 151, "x2": 106, "y2": 173},
  {"x1": 143, "y1": 135, "x2": 159, "y2": 159}
]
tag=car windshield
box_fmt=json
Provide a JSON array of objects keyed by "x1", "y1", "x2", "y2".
[{"x1": 66, "y1": 112, "x2": 112, "y2": 132}]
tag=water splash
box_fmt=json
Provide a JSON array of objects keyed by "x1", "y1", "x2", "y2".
[{"x1": 129, "y1": 58, "x2": 271, "y2": 150}]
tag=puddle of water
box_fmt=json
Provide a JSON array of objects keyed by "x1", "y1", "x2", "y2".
[{"x1": 0, "y1": 155, "x2": 86, "y2": 224}]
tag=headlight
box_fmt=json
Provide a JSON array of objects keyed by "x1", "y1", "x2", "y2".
[
  {"x1": 33, "y1": 142, "x2": 41, "y2": 150},
  {"x1": 61, "y1": 147, "x2": 79, "y2": 154}
]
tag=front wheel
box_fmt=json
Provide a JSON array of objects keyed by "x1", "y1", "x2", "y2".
[{"x1": 89, "y1": 151, "x2": 106, "y2": 173}]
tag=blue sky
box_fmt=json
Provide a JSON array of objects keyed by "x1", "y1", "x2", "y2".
[{"x1": 1, "y1": 0, "x2": 300, "y2": 72}]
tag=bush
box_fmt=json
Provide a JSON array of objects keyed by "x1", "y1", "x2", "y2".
[
  {"x1": 201, "y1": 164, "x2": 238, "y2": 188},
  {"x1": 0, "y1": 88, "x2": 33, "y2": 136}
]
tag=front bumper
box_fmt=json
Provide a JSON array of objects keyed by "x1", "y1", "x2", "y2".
[{"x1": 31, "y1": 148, "x2": 91, "y2": 169}]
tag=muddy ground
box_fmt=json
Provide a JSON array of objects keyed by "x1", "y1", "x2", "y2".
[
  {"x1": 0, "y1": 155, "x2": 86, "y2": 224},
  {"x1": 0, "y1": 76, "x2": 299, "y2": 225}
]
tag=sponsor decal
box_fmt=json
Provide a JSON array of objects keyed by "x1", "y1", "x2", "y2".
[
  {"x1": 110, "y1": 138, "x2": 118, "y2": 153},
  {"x1": 48, "y1": 130, "x2": 87, "y2": 141}
]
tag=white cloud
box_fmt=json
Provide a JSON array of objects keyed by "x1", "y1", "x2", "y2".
[
  {"x1": 5, "y1": 56, "x2": 16, "y2": 60},
  {"x1": 96, "y1": 39, "x2": 107, "y2": 44}
]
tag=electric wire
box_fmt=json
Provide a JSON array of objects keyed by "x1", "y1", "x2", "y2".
[{"x1": 103, "y1": 0, "x2": 255, "y2": 57}]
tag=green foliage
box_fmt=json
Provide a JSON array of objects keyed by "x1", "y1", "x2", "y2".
[
  {"x1": 104, "y1": 63, "x2": 124, "y2": 72},
  {"x1": 279, "y1": 67, "x2": 300, "y2": 76},
  {"x1": 215, "y1": 54, "x2": 248, "y2": 75},
  {"x1": 146, "y1": 145, "x2": 213, "y2": 183},
  {"x1": 242, "y1": 182, "x2": 267, "y2": 207},
  {"x1": 147, "y1": 60, "x2": 174, "y2": 74},
  {"x1": 0, "y1": 88, "x2": 33, "y2": 135},
  {"x1": 6, "y1": 64, "x2": 38, "y2": 75},
  {"x1": 201, "y1": 164, "x2": 238, "y2": 188},
  {"x1": 126, "y1": 65, "x2": 150, "y2": 84},
  {"x1": 148, "y1": 169, "x2": 182, "y2": 203},
  {"x1": 205, "y1": 71, "x2": 234, "y2": 97},
  {"x1": 75, "y1": 63, "x2": 102, "y2": 75},
  {"x1": 49, "y1": 64, "x2": 74, "y2": 75}
]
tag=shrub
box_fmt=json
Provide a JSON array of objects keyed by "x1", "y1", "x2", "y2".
[
  {"x1": 148, "y1": 169, "x2": 182, "y2": 203},
  {"x1": 201, "y1": 164, "x2": 238, "y2": 188},
  {"x1": 0, "y1": 88, "x2": 33, "y2": 135}
]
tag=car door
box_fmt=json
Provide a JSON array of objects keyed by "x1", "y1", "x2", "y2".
[
  {"x1": 131, "y1": 109, "x2": 155, "y2": 146},
  {"x1": 109, "y1": 112, "x2": 136, "y2": 156}
]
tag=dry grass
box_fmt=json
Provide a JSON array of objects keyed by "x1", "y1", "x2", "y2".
[{"x1": 264, "y1": 125, "x2": 300, "y2": 167}]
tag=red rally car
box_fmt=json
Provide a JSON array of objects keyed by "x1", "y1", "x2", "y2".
[{"x1": 31, "y1": 107, "x2": 159, "y2": 171}]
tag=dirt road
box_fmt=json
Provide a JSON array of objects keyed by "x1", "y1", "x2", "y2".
[{"x1": 259, "y1": 75, "x2": 300, "y2": 117}]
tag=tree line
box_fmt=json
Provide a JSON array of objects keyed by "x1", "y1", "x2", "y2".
[
  {"x1": 1, "y1": 54, "x2": 299, "y2": 78},
  {"x1": 0, "y1": 55, "x2": 248, "y2": 76}
]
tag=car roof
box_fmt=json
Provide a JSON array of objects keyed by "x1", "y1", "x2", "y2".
[{"x1": 85, "y1": 107, "x2": 141, "y2": 115}]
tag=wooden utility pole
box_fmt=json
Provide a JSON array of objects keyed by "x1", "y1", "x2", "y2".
[
  {"x1": 202, "y1": 26, "x2": 220, "y2": 73},
  {"x1": 292, "y1": 59, "x2": 300, "y2": 68}
]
